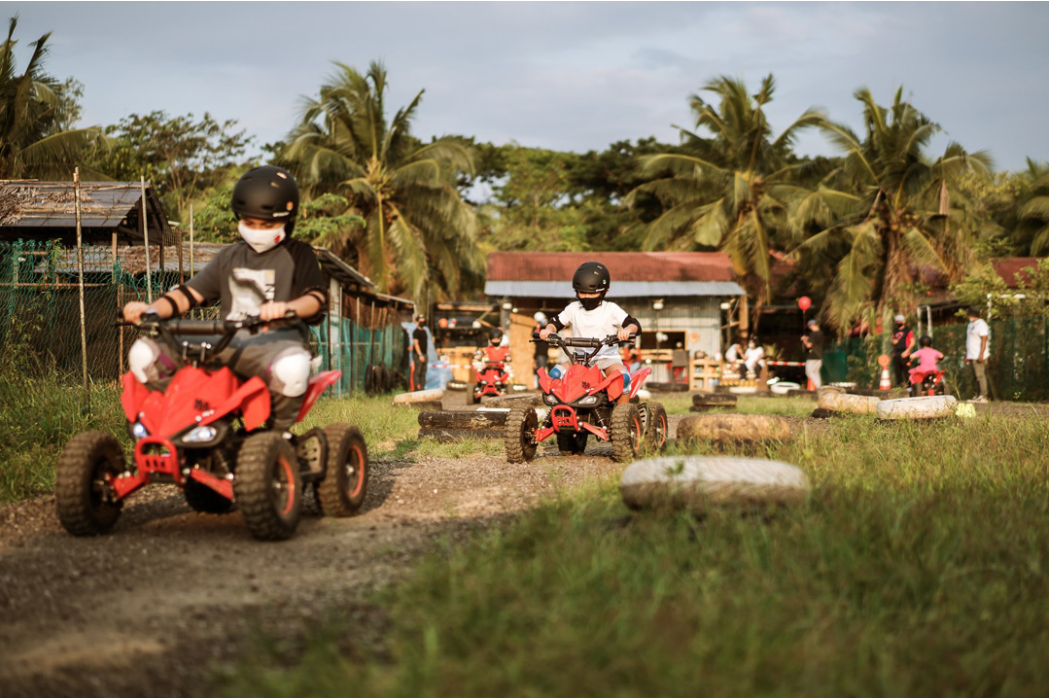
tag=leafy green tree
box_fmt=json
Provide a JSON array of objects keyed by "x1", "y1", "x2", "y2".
[
  {"x1": 0, "y1": 17, "x2": 105, "y2": 179},
  {"x1": 625, "y1": 74, "x2": 824, "y2": 325},
  {"x1": 793, "y1": 87, "x2": 993, "y2": 334},
  {"x1": 1010, "y1": 159, "x2": 1048, "y2": 256},
  {"x1": 90, "y1": 111, "x2": 253, "y2": 216},
  {"x1": 279, "y1": 61, "x2": 481, "y2": 302}
]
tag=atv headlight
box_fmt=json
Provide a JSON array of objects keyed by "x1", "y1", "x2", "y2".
[
  {"x1": 182, "y1": 425, "x2": 218, "y2": 444},
  {"x1": 577, "y1": 395, "x2": 598, "y2": 406},
  {"x1": 131, "y1": 422, "x2": 149, "y2": 441},
  {"x1": 543, "y1": 393, "x2": 560, "y2": 406}
]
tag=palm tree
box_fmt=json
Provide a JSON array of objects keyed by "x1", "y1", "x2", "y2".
[
  {"x1": 624, "y1": 74, "x2": 824, "y2": 326},
  {"x1": 792, "y1": 87, "x2": 993, "y2": 333},
  {"x1": 1012, "y1": 158, "x2": 1048, "y2": 256},
  {"x1": 0, "y1": 17, "x2": 105, "y2": 179},
  {"x1": 280, "y1": 61, "x2": 481, "y2": 302}
]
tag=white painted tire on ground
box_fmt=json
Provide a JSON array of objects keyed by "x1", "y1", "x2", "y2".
[
  {"x1": 635, "y1": 389, "x2": 651, "y2": 400},
  {"x1": 728, "y1": 386, "x2": 757, "y2": 395},
  {"x1": 676, "y1": 413, "x2": 792, "y2": 443},
  {"x1": 876, "y1": 395, "x2": 958, "y2": 420},
  {"x1": 769, "y1": 382, "x2": 801, "y2": 395},
  {"x1": 817, "y1": 389, "x2": 880, "y2": 415},
  {"x1": 392, "y1": 388, "x2": 445, "y2": 405},
  {"x1": 621, "y1": 456, "x2": 810, "y2": 513}
]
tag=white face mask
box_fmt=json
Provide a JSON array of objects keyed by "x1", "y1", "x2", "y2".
[{"x1": 238, "y1": 220, "x2": 286, "y2": 253}]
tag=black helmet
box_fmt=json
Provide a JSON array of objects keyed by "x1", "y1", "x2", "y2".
[
  {"x1": 489, "y1": 328, "x2": 504, "y2": 341},
  {"x1": 572, "y1": 261, "x2": 610, "y2": 294},
  {"x1": 919, "y1": 335, "x2": 932, "y2": 348},
  {"x1": 231, "y1": 165, "x2": 300, "y2": 234}
]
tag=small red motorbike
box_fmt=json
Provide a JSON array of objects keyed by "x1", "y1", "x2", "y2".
[
  {"x1": 472, "y1": 344, "x2": 511, "y2": 404},
  {"x1": 55, "y1": 312, "x2": 368, "y2": 541},
  {"x1": 908, "y1": 367, "x2": 946, "y2": 397},
  {"x1": 504, "y1": 333, "x2": 667, "y2": 463}
]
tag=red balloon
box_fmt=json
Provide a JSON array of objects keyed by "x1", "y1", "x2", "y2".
[{"x1": 798, "y1": 296, "x2": 812, "y2": 312}]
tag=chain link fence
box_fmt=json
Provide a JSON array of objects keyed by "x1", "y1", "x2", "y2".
[{"x1": 823, "y1": 314, "x2": 1048, "y2": 402}]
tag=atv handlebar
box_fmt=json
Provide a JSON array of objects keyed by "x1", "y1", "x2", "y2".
[
  {"x1": 124, "y1": 310, "x2": 299, "y2": 362},
  {"x1": 532, "y1": 332, "x2": 635, "y2": 348}
]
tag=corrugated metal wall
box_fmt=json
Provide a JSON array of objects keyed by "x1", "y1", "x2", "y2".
[{"x1": 621, "y1": 297, "x2": 723, "y2": 356}]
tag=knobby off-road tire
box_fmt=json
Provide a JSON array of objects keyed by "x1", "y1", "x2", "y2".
[
  {"x1": 55, "y1": 431, "x2": 126, "y2": 536},
  {"x1": 643, "y1": 402, "x2": 668, "y2": 452},
  {"x1": 234, "y1": 432, "x2": 302, "y2": 541},
  {"x1": 610, "y1": 403, "x2": 643, "y2": 463},
  {"x1": 317, "y1": 423, "x2": 369, "y2": 517},
  {"x1": 504, "y1": 404, "x2": 538, "y2": 463},
  {"x1": 184, "y1": 479, "x2": 235, "y2": 514}
]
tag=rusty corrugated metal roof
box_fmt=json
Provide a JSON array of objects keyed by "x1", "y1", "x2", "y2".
[
  {"x1": 486, "y1": 251, "x2": 736, "y2": 282},
  {"x1": 991, "y1": 258, "x2": 1042, "y2": 288}
]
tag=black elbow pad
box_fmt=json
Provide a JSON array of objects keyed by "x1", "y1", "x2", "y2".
[{"x1": 623, "y1": 315, "x2": 641, "y2": 332}]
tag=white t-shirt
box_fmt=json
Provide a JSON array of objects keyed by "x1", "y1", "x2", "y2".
[
  {"x1": 725, "y1": 343, "x2": 742, "y2": 362},
  {"x1": 744, "y1": 345, "x2": 765, "y2": 369},
  {"x1": 966, "y1": 318, "x2": 990, "y2": 360},
  {"x1": 556, "y1": 300, "x2": 629, "y2": 360}
]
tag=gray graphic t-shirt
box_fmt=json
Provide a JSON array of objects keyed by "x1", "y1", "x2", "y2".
[{"x1": 187, "y1": 239, "x2": 326, "y2": 322}]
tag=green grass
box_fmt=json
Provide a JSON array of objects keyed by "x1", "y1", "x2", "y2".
[
  {"x1": 216, "y1": 412, "x2": 1049, "y2": 698},
  {"x1": 656, "y1": 392, "x2": 816, "y2": 417}
]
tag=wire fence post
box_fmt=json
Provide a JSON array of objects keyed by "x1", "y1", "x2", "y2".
[
  {"x1": 74, "y1": 168, "x2": 90, "y2": 413},
  {"x1": 141, "y1": 176, "x2": 152, "y2": 302}
]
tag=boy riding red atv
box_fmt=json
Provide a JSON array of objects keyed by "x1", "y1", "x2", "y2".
[
  {"x1": 504, "y1": 261, "x2": 667, "y2": 463},
  {"x1": 908, "y1": 335, "x2": 946, "y2": 397},
  {"x1": 471, "y1": 328, "x2": 511, "y2": 403}
]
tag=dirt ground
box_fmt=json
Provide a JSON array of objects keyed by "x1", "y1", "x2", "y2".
[{"x1": 0, "y1": 391, "x2": 1041, "y2": 698}]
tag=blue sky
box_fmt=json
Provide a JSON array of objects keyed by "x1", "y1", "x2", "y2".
[{"x1": 7, "y1": 2, "x2": 1049, "y2": 172}]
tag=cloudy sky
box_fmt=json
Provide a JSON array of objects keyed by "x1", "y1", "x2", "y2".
[{"x1": 7, "y1": 2, "x2": 1049, "y2": 172}]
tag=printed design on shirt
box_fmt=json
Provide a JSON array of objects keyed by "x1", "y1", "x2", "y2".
[{"x1": 227, "y1": 267, "x2": 276, "y2": 320}]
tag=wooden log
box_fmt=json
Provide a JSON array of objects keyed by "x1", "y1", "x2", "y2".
[
  {"x1": 621, "y1": 456, "x2": 810, "y2": 513},
  {"x1": 418, "y1": 410, "x2": 509, "y2": 429},
  {"x1": 392, "y1": 388, "x2": 445, "y2": 404},
  {"x1": 692, "y1": 391, "x2": 737, "y2": 407},
  {"x1": 481, "y1": 393, "x2": 542, "y2": 408},
  {"x1": 417, "y1": 427, "x2": 502, "y2": 443},
  {"x1": 676, "y1": 413, "x2": 792, "y2": 443}
]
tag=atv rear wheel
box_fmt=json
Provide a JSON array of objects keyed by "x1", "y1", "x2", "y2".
[
  {"x1": 234, "y1": 432, "x2": 302, "y2": 541},
  {"x1": 504, "y1": 404, "x2": 538, "y2": 463},
  {"x1": 55, "y1": 431, "x2": 126, "y2": 536},
  {"x1": 317, "y1": 423, "x2": 369, "y2": 516},
  {"x1": 610, "y1": 403, "x2": 643, "y2": 463},
  {"x1": 184, "y1": 479, "x2": 234, "y2": 514},
  {"x1": 643, "y1": 402, "x2": 668, "y2": 452}
]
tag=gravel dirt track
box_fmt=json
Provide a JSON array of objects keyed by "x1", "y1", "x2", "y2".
[{"x1": 0, "y1": 390, "x2": 697, "y2": 698}]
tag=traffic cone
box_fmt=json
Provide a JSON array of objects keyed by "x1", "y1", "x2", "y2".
[
  {"x1": 806, "y1": 377, "x2": 815, "y2": 391},
  {"x1": 879, "y1": 366, "x2": 892, "y2": 390}
]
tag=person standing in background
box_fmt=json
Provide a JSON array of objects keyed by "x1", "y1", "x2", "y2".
[
  {"x1": 412, "y1": 314, "x2": 429, "y2": 391},
  {"x1": 965, "y1": 306, "x2": 991, "y2": 403},
  {"x1": 891, "y1": 314, "x2": 916, "y2": 387},
  {"x1": 532, "y1": 312, "x2": 550, "y2": 389},
  {"x1": 801, "y1": 318, "x2": 823, "y2": 390}
]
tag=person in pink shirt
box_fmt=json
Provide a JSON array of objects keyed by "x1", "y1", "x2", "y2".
[{"x1": 908, "y1": 335, "x2": 943, "y2": 381}]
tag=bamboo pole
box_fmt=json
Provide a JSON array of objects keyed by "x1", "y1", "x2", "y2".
[
  {"x1": 141, "y1": 176, "x2": 152, "y2": 302},
  {"x1": 113, "y1": 231, "x2": 123, "y2": 377},
  {"x1": 74, "y1": 168, "x2": 90, "y2": 412},
  {"x1": 189, "y1": 204, "x2": 195, "y2": 276}
]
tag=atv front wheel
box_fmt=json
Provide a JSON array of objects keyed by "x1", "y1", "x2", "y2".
[
  {"x1": 234, "y1": 432, "x2": 302, "y2": 541},
  {"x1": 643, "y1": 402, "x2": 668, "y2": 452},
  {"x1": 610, "y1": 403, "x2": 643, "y2": 463},
  {"x1": 317, "y1": 423, "x2": 369, "y2": 517},
  {"x1": 504, "y1": 404, "x2": 538, "y2": 462},
  {"x1": 55, "y1": 431, "x2": 126, "y2": 536},
  {"x1": 184, "y1": 479, "x2": 234, "y2": 514}
]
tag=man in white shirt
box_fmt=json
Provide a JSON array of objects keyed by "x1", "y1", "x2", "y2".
[
  {"x1": 965, "y1": 306, "x2": 991, "y2": 403},
  {"x1": 743, "y1": 339, "x2": 765, "y2": 378}
]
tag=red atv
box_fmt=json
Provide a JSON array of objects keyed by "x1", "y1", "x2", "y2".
[
  {"x1": 504, "y1": 333, "x2": 667, "y2": 463},
  {"x1": 908, "y1": 368, "x2": 946, "y2": 397},
  {"x1": 55, "y1": 312, "x2": 368, "y2": 541},
  {"x1": 472, "y1": 344, "x2": 511, "y2": 404}
]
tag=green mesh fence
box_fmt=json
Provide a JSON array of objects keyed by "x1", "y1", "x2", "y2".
[
  {"x1": 823, "y1": 315, "x2": 1049, "y2": 402},
  {"x1": 0, "y1": 239, "x2": 407, "y2": 397}
]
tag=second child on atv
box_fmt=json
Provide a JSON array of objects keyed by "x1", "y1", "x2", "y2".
[
  {"x1": 504, "y1": 262, "x2": 668, "y2": 463},
  {"x1": 471, "y1": 328, "x2": 511, "y2": 403}
]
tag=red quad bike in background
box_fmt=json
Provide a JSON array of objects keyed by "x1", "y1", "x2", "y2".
[
  {"x1": 55, "y1": 312, "x2": 369, "y2": 541},
  {"x1": 472, "y1": 344, "x2": 511, "y2": 404},
  {"x1": 504, "y1": 333, "x2": 667, "y2": 463},
  {"x1": 908, "y1": 367, "x2": 947, "y2": 397}
]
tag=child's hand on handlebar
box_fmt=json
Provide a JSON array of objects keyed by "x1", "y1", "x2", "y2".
[
  {"x1": 617, "y1": 327, "x2": 634, "y2": 342},
  {"x1": 538, "y1": 325, "x2": 554, "y2": 340},
  {"x1": 259, "y1": 301, "x2": 293, "y2": 321},
  {"x1": 122, "y1": 301, "x2": 151, "y2": 325}
]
